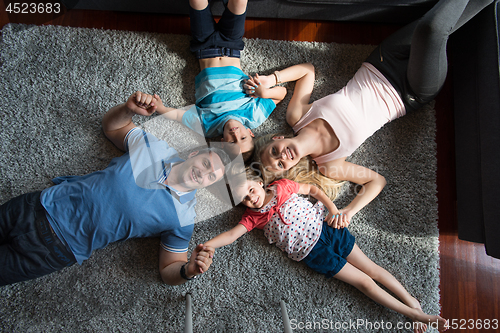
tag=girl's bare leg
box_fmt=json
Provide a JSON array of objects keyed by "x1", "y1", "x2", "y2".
[{"x1": 334, "y1": 245, "x2": 448, "y2": 332}]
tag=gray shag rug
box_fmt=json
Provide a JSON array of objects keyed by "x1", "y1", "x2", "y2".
[{"x1": 0, "y1": 23, "x2": 440, "y2": 332}]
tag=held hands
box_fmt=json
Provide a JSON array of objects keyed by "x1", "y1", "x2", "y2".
[
  {"x1": 244, "y1": 74, "x2": 274, "y2": 98},
  {"x1": 125, "y1": 91, "x2": 164, "y2": 116},
  {"x1": 325, "y1": 206, "x2": 353, "y2": 229},
  {"x1": 187, "y1": 244, "x2": 215, "y2": 277}
]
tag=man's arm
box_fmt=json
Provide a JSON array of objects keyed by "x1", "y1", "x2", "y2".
[
  {"x1": 158, "y1": 244, "x2": 214, "y2": 285},
  {"x1": 102, "y1": 91, "x2": 158, "y2": 151}
]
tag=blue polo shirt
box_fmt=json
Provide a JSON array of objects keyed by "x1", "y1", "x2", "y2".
[
  {"x1": 40, "y1": 128, "x2": 196, "y2": 264},
  {"x1": 181, "y1": 66, "x2": 276, "y2": 137}
]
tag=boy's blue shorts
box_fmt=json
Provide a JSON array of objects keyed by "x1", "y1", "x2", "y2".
[{"x1": 189, "y1": 4, "x2": 246, "y2": 58}]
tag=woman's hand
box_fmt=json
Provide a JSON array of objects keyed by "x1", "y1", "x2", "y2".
[
  {"x1": 325, "y1": 212, "x2": 347, "y2": 229},
  {"x1": 338, "y1": 208, "x2": 355, "y2": 228},
  {"x1": 325, "y1": 208, "x2": 353, "y2": 229},
  {"x1": 247, "y1": 73, "x2": 276, "y2": 88},
  {"x1": 324, "y1": 202, "x2": 343, "y2": 229}
]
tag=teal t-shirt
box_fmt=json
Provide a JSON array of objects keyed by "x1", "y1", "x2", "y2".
[{"x1": 182, "y1": 66, "x2": 276, "y2": 137}]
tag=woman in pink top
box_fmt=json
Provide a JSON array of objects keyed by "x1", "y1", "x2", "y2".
[{"x1": 246, "y1": 0, "x2": 493, "y2": 226}]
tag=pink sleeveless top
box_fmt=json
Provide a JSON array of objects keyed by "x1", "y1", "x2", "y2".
[{"x1": 292, "y1": 63, "x2": 406, "y2": 164}]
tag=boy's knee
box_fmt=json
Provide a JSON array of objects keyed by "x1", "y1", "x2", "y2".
[
  {"x1": 189, "y1": 0, "x2": 209, "y2": 11},
  {"x1": 228, "y1": 0, "x2": 247, "y2": 16}
]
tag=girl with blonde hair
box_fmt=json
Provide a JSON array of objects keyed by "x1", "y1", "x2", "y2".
[{"x1": 204, "y1": 169, "x2": 449, "y2": 333}]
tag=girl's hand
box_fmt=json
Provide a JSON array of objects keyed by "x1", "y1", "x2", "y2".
[
  {"x1": 337, "y1": 208, "x2": 354, "y2": 228},
  {"x1": 323, "y1": 201, "x2": 342, "y2": 229},
  {"x1": 325, "y1": 206, "x2": 352, "y2": 229},
  {"x1": 325, "y1": 212, "x2": 348, "y2": 229},
  {"x1": 191, "y1": 244, "x2": 215, "y2": 275},
  {"x1": 325, "y1": 211, "x2": 335, "y2": 227}
]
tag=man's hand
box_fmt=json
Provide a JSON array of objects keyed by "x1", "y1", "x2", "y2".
[{"x1": 187, "y1": 244, "x2": 214, "y2": 277}]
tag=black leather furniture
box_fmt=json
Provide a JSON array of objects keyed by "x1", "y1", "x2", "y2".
[{"x1": 62, "y1": 0, "x2": 438, "y2": 24}]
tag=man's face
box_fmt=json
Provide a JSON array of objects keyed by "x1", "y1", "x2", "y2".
[
  {"x1": 222, "y1": 119, "x2": 254, "y2": 154},
  {"x1": 173, "y1": 151, "x2": 225, "y2": 191}
]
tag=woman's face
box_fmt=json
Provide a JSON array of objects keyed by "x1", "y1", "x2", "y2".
[{"x1": 260, "y1": 136, "x2": 301, "y2": 173}]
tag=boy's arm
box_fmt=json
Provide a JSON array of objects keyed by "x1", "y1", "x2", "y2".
[
  {"x1": 204, "y1": 224, "x2": 248, "y2": 251},
  {"x1": 130, "y1": 92, "x2": 188, "y2": 123},
  {"x1": 154, "y1": 100, "x2": 188, "y2": 123},
  {"x1": 297, "y1": 183, "x2": 346, "y2": 229}
]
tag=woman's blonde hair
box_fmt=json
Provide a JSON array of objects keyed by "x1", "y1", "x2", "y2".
[
  {"x1": 244, "y1": 165, "x2": 264, "y2": 184},
  {"x1": 252, "y1": 133, "x2": 344, "y2": 200}
]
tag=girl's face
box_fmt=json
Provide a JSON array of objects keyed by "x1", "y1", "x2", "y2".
[
  {"x1": 260, "y1": 136, "x2": 301, "y2": 173},
  {"x1": 239, "y1": 180, "x2": 267, "y2": 209}
]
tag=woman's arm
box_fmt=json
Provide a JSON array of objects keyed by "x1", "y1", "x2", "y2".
[
  {"x1": 244, "y1": 63, "x2": 315, "y2": 115},
  {"x1": 244, "y1": 77, "x2": 287, "y2": 105},
  {"x1": 320, "y1": 159, "x2": 387, "y2": 223},
  {"x1": 297, "y1": 183, "x2": 344, "y2": 228},
  {"x1": 204, "y1": 224, "x2": 249, "y2": 250},
  {"x1": 284, "y1": 63, "x2": 315, "y2": 127}
]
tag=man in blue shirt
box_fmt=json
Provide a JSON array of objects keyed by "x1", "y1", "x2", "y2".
[{"x1": 0, "y1": 91, "x2": 231, "y2": 286}]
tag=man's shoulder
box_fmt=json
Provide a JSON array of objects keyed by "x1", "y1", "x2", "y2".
[{"x1": 125, "y1": 128, "x2": 173, "y2": 150}]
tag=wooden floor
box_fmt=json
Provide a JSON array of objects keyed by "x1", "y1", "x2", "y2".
[{"x1": 2, "y1": 4, "x2": 499, "y2": 331}]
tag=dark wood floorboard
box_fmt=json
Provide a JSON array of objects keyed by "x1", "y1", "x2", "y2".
[{"x1": 2, "y1": 4, "x2": 499, "y2": 331}]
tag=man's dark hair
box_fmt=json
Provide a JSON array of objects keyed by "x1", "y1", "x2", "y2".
[{"x1": 198, "y1": 147, "x2": 231, "y2": 169}]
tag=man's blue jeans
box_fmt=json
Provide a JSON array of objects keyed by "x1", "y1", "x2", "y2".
[{"x1": 0, "y1": 191, "x2": 76, "y2": 286}]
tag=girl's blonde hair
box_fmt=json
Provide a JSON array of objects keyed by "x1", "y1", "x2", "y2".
[
  {"x1": 244, "y1": 165, "x2": 264, "y2": 184},
  {"x1": 225, "y1": 162, "x2": 265, "y2": 205},
  {"x1": 252, "y1": 133, "x2": 344, "y2": 200}
]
